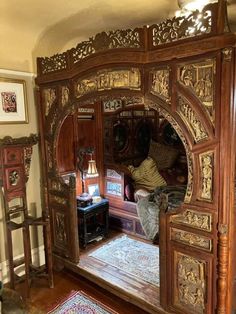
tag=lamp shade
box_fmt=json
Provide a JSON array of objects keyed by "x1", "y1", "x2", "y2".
[{"x1": 86, "y1": 159, "x2": 99, "y2": 178}]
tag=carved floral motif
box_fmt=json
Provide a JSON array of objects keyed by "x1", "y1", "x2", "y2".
[
  {"x1": 51, "y1": 195, "x2": 67, "y2": 206},
  {"x1": 23, "y1": 146, "x2": 33, "y2": 181},
  {"x1": 176, "y1": 253, "x2": 206, "y2": 313},
  {"x1": 199, "y1": 151, "x2": 213, "y2": 201},
  {"x1": 72, "y1": 29, "x2": 141, "y2": 64},
  {"x1": 151, "y1": 69, "x2": 170, "y2": 102},
  {"x1": 103, "y1": 99, "x2": 122, "y2": 112},
  {"x1": 178, "y1": 59, "x2": 215, "y2": 123},
  {"x1": 75, "y1": 68, "x2": 141, "y2": 98},
  {"x1": 171, "y1": 209, "x2": 212, "y2": 232},
  {"x1": 222, "y1": 47, "x2": 233, "y2": 62},
  {"x1": 178, "y1": 96, "x2": 208, "y2": 143},
  {"x1": 152, "y1": 8, "x2": 212, "y2": 46},
  {"x1": 39, "y1": 52, "x2": 68, "y2": 75},
  {"x1": 55, "y1": 212, "x2": 67, "y2": 244},
  {"x1": 171, "y1": 228, "x2": 212, "y2": 251},
  {"x1": 43, "y1": 88, "x2": 56, "y2": 116}
]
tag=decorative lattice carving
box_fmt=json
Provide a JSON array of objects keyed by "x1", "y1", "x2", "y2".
[
  {"x1": 171, "y1": 228, "x2": 212, "y2": 251},
  {"x1": 151, "y1": 68, "x2": 170, "y2": 102},
  {"x1": 171, "y1": 209, "x2": 212, "y2": 232},
  {"x1": 39, "y1": 53, "x2": 68, "y2": 75},
  {"x1": 176, "y1": 253, "x2": 206, "y2": 313},
  {"x1": 75, "y1": 68, "x2": 141, "y2": 98},
  {"x1": 146, "y1": 101, "x2": 193, "y2": 203},
  {"x1": 199, "y1": 151, "x2": 214, "y2": 201},
  {"x1": 178, "y1": 59, "x2": 215, "y2": 124},
  {"x1": 178, "y1": 97, "x2": 208, "y2": 143},
  {"x1": 43, "y1": 88, "x2": 56, "y2": 116},
  {"x1": 152, "y1": 9, "x2": 212, "y2": 46},
  {"x1": 72, "y1": 29, "x2": 141, "y2": 64}
]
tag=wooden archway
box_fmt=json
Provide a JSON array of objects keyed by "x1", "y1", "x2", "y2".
[{"x1": 36, "y1": 2, "x2": 236, "y2": 313}]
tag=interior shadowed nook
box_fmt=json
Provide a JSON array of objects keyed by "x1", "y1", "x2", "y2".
[{"x1": 1, "y1": 0, "x2": 236, "y2": 313}]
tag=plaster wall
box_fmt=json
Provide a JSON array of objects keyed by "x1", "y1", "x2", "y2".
[{"x1": 0, "y1": 69, "x2": 43, "y2": 282}]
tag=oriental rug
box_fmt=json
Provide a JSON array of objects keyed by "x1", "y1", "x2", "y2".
[
  {"x1": 89, "y1": 235, "x2": 160, "y2": 286},
  {"x1": 47, "y1": 290, "x2": 117, "y2": 314}
]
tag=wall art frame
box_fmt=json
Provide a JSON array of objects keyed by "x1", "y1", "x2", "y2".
[{"x1": 0, "y1": 78, "x2": 28, "y2": 124}]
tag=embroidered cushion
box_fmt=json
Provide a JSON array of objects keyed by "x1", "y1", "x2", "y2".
[
  {"x1": 148, "y1": 140, "x2": 179, "y2": 170},
  {"x1": 128, "y1": 157, "x2": 167, "y2": 192}
]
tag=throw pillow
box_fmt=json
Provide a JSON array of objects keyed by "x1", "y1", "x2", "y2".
[
  {"x1": 148, "y1": 140, "x2": 179, "y2": 170},
  {"x1": 128, "y1": 157, "x2": 167, "y2": 192}
]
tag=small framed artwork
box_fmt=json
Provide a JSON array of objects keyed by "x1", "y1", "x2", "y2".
[
  {"x1": 0, "y1": 78, "x2": 28, "y2": 124},
  {"x1": 88, "y1": 183, "x2": 100, "y2": 197}
]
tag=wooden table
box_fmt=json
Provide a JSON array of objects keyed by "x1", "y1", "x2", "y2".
[{"x1": 77, "y1": 198, "x2": 109, "y2": 248}]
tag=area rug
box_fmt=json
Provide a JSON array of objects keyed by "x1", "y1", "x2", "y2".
[
  {"x1": 89, "y1": 235, "x2": 160, "y2": 286},
  {"x1": 47, "y1": 290, "x2": 117, "y2": 314}
]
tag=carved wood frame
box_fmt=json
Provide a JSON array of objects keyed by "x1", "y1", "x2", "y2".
[{"x1": 35, "y1": 2, "x2": 236, "y2": 313}]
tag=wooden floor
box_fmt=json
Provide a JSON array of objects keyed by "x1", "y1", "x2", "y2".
[
  {"x1": 78, "y1": 231, "x2": 162, "y2": 313},
  {"x1": 16, "y1": 231, "x2": 168, "y2": 313},
  {"x1": 21, "y1": 270, "x2": 148, "y2": 313}
]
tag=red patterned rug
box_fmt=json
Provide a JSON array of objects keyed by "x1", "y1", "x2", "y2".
[{"x1": 47, "y1": 290, "x2": 117, "y2": 314}]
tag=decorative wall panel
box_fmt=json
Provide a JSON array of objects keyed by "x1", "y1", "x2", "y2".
[
  {"x1": 177, "y1": 96, "x2": 208, "y2": 143},
  {"x1": 175, "y1": 252, "x2": 206, "y2": 314},
  {"x1": 42, "y1": 88, "x2": 56, "y2": 116},
  {"x1": 171, "y1": 209, "x2": 212, "y2": 232},
  {"x1": 199, "y1": 151, "x2": 214, "y2": 201},
  {"x1": 178, "y1": 59, "x2": 215, "y2": 124},
  {"x1": 171, "y1": 228, "x2": 212, "y2": 251},
  {"x1": 75, "y1": 68, "x2": 141, "y2": 98},
  {"x1": 151, "y1": 68, "x2": 170, "y2": 102}
]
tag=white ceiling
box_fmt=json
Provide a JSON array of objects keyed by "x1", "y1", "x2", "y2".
[{"x1": 1, "y1": 0, "x2": 236, "y2": 66}]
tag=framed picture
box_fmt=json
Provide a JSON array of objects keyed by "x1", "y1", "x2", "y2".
[
  {"x1": 0, "y1": 78, "x2": 28, "y2": 124},
  {"x1": 88, "y1": 183, "x2": 100, "y2": 197}
]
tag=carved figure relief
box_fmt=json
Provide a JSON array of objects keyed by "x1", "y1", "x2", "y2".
[
  {"x1": 152, "y1": 8, "x2": 212, "y2": 46},
  {"x1": 61, "y1": 86, "x2": 70, "y2": 106},
  {"x1": 75, "y1": 68, "x2": 141, "y2": 98},
  {"x1": 171, "y1": 228, "x2": 212, "y2": 251},
  {"x1": 171, "y1": 209, "x2": 212, "y2": 232},
  {"x1": 55, "y1": 212, "x2": 67, "y2": 245},
  {"x1": 178, "y1": 96, "x2": 208, "y2": 143},
  {"x1": 151, "y1": 69, "x2": 170, "y2": 101},
  {"x1": 43, "y1": 88, "x2": 56, "y2": 116},
  {"x1": 178, "y1": 59, "x2": 215, "y2": 124},
  {"x1": 176, "y1": 252, "x2": 206, "y2": 314},
  {"x1": 199, "y1": 151, "x2": 213, "y2": 201}
]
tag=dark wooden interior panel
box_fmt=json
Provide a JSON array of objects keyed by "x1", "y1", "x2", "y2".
[{"x1": 57, "y1": 115, "x2": 76, "y2": 174}]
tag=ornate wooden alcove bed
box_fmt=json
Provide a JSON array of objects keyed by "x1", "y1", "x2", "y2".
[{"x1": 35, "y1": 1, "x2": 236, "y2": 313}]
